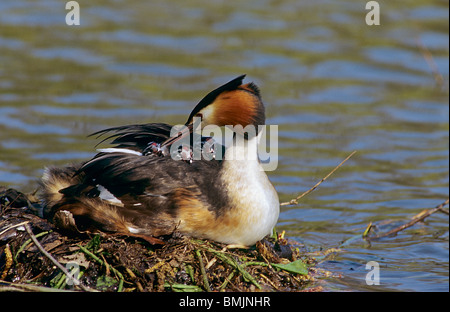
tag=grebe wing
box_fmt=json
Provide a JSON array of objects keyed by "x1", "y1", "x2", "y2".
[
  {"x1": 90, "y1": 122, "x2": 172, "y2": 152},
  {"x1": 61, "y1": 152, "x2": 221, "y2": 204}
]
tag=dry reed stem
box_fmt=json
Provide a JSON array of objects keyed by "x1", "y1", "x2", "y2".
[
  {"x1": 366, "y1": 198, "x2": 449, "y2": 240},
  {"x1": 280, "y1": 151, "x2": 357, "y2": 206},
  {"x1": 24, "y1": 224, "x2": 94, "y2": 292},
  {"x1": 417, "y1": 37, "x2": 445, "y2": 89}
]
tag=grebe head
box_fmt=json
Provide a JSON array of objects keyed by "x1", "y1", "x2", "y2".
[
  {"x1": 186, "y1": 75, "x2": 265, "y2": 130},
  {"x1": 162, "y1": 75, "x2": 265, "y2": 147}
]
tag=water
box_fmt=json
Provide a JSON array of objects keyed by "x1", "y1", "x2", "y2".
[{"x1": 0, "y1": 0, "x2": 448, "y2": 292}]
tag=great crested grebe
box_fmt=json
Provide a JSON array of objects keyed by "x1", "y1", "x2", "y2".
[{"x1": 40, "y1": 75, "x2": 279, "y2": 246}]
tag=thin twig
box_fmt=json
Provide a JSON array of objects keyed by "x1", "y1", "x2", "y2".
[
  {"x1": 281, "y1": 151, "x2": 357, "y2": 206},
  {"x1": 205, "y1": 257, "x2": 217, "y2": 270},
  {"x1": 15, "y1": 231, "x2": 51, "y2": 261},
  {"x1": 24, "y1": 224, "x2": 92, "y2": 292},
  {"x1": 260, "y1": 273, "x2": 279, "y2": 290},
  {"x1": 0, "y1": 221, "x2": 30, "y2": 237},
  {"x1": 366, "y1": 199, "x2": 449, "y2": 240},
  {"x1": 0, "y1": 281, "x2": 74, "y2": 292},
  {"x1": 417, "y1": 37, "x2": 445, "y2": 89}
]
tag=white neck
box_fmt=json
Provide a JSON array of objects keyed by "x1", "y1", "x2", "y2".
[
  {"x1": 219, "y1": 132, "x2": 280, "y2": 245},
  {"x1": 223, "y1": 132, "x2": 260, "y2": 162}
]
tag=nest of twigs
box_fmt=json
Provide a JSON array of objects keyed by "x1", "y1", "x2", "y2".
[{"x1": 0, "y1": 186, "x2": 320, "y2": 292}]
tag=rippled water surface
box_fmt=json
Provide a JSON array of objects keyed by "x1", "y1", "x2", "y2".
[{"x1": 1, "y1": 0, "x2": 448, "y2": 291}]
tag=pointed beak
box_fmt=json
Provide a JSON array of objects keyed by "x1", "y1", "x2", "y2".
[{"x1": 160, "y1": 122, "x2": 194, "y2": 147}]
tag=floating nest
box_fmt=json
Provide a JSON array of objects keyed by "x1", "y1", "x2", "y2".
[{"x1": 0, "y1": 186, "x2": 322, "y2": 292}]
